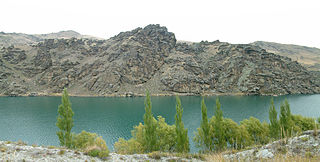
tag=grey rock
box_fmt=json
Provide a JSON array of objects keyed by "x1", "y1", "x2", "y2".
[{"x1": 0, "y1": 24, "x2": 319, "y2": 96}]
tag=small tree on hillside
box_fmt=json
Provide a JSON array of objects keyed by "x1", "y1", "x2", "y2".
[
  {"x1": 269, "y1": 98, "x2": 280, "y2": 139},
  {"x1": 56, "y1": 88, "x2": 74, "y2": 148},
  {"x1": 174, "y1": 96, "x2": 190, "y2": 153},
  {"x1": 143, "y1": 90, "x2": 157, "y2": 152},
  {"x1": 213, "y1": 98, "x2": 226, "y2": 151}
]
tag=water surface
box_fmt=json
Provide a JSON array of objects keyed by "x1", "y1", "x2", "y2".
[{"x1": 0, "y1": 95, "x2": 320, "y2": 152}]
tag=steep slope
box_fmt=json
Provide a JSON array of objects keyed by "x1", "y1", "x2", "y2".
[
  {"x1": 0, "y1": 25, "x2": 319, "y2": 96},
  {"x1": 252, "y1": 41, "x2": 320, "y2": 71}
]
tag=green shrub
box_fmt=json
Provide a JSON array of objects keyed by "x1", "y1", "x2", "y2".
[
  {"x1": 305, "y1": 151, "x2": 313, "y2": 158},
  {"x1": 73, "y1": 131, "x2": 97, "y2": 149},
  {"x1": 292, "y1": 115, "x2": 315, "y2": 132},
  {"x1": 148, "y1": 151, "x2": 162, "y2": 159},
  {"x1": 48, "y1": 146, "x2": 57, "y2": 149},
  {"x1": 114, "y1": 116, "x2": 176, "y2": 154},
  {"x1": 240, "y1": 117, "x2": 270, "y2": 145},
  {"x1": 58, "y1": 149, "x2": 65, "y2": 155},
  {"x1": 72, "y1": 130, "x2": 109, "y2": 158},
  {"x1": 87, "y1": 148, "x2": 100, "y2": 157},
  {"x1": 300, "y1": 136, "x2": 309, "y2": 142},
  {"x1": 114, "y1": 137, "x2": 144, "y2": 154},
  {"x1": 98, "y1": 150, "x2": 109, "y2": 159}
]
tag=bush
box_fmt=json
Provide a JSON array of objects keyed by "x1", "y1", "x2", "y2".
[
  {"x1": 87, "y1": 148, "x2": 100, "y2": 157},
  {"x1": 114, "y1": 138, "x2": 144, "y2": 154},
  {"x1": 58, "y1": 149, "x2": 65, "y2": 155},
  {"x1": 72, "y1": 131, "x2": 109, "y2": 158},
  {"x1": 114, "y1": 116, "x2": 176, "y2": 154},
  {"x1": 240, "y1": 117, "x2": 270, "y2": 145},
  {"x1": 73, "y1": 131, "x2": 96, "y2": 149},
  {"x1": 291, "y1": 115, "x2": 315, "y2": 132}
]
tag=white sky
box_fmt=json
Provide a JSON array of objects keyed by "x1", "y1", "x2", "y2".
[{"x1": 1, "y1": 0, "x2": 320, "y2": 48}]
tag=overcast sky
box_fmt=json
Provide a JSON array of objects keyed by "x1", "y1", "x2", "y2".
[{"x1": 1, "y1": 0, "x2": 319, "y2": 48}]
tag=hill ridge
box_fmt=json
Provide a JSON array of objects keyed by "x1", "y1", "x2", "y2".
[{"x1": 0, "y1": 24, "x2": 319, "y2": 96}]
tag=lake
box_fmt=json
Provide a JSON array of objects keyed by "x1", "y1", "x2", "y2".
[{"x1": 0, "y1": 95, "x2": 320, "y2": 152}]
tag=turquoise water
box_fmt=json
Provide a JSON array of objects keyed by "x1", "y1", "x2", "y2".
[{"x1": 0, "y1": 95, "x2": 320, "y2": 152}]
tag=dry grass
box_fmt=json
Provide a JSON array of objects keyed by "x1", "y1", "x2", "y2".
[
  {"x1": 146, "y1": 151, "x2": 206, "y2": 161},
  {"x1": 204, "y1": 153, "x2": 320, "y2": 162}
]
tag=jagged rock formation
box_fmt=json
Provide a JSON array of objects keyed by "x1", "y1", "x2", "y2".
[{"x1": 0, "y1": 24, "x2": 319, "y2": 96}]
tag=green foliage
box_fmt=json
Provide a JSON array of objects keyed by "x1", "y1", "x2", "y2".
[
  {"x1": 194, "y1": 98, "x2": 213, "y2": 152},
  {"x1": 279, "y1": 99, "x2": 294, "y2": 137},
  {"x1": 114, "y1": 137, "x2": 144, "y2": 154},
  {"x1": 56, "y1": 88, "x2": 74, "y2": 148},
  {"x1": 156, "y1": 116, "x2": 177, "y2": 152},
  {"x1": 291, "y1": 115, "x2": 315, "y2": 132},
  {"x1": 143, "y1": 91, "x2": 157, "y2": 152},
  {"x1": 240, "y1": 117, "x2": 270, "y2": 145},
  {"x1": 87, "y1": 149, "x2": 100, "y2": 157},
  {"x1": 58, "y1": 149, "x2": 65, "y2": 155},
  {"x1": 72, "y1": 131, "x2": 109, "y2": 158},
  {"x1": 174, "y1": 96, "x2": 189, "y2": 153},
  {"x1": 72, "y1": 131, "x2": 97, "y2": 149},
  {"x1": 212, "y1": 98, "x2": 226, "y2": 151},
  {"x1": 195, "y1": 98, "x2": 253, "y2": 151},
  {"x1": 115, "y1": 95, "x2": 317, "y2": 155},
  {"x1": 269, "y1": 98, "x2": 280, "y2": 139},
  {"x1": 223, "y1": 118, "x2": 252, "y2": 150},
  {"x1": 114, "y1": 116, "x2": 177, "y2": 154}
]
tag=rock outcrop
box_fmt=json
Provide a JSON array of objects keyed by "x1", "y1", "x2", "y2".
[
  {"x1": 224, "y1": 130, "x2": 320, "y2": 160},
  {"x1": 0, "y1": 24, "x2": 319, "y2": 96}
]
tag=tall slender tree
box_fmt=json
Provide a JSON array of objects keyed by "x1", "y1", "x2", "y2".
[
  {"x1": 200, "y1": 98, "x2": 212, "y2": 151},
  {"x1": 213, "y1": 97, "x2": 226, "y2": 151},
  {"x1": 56, "y1": 88, "x2": 74, "y2": 148},
  {"x1": 143, "y1": 90, "x2": 157, "y2": 152},
  {"x1": 175, "y1": 96, "x2": 190, "y2": 153},
  {"x1": 280, "y1": 99, "x2": 293, "y2": 137},
  {"x1": 269, "y1": 98, "x2": 280, "y2": 139}
]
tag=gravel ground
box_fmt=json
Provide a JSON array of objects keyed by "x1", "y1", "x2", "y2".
[{"x1": 0, "y1": 141, "x2": 203, "y2": 162}]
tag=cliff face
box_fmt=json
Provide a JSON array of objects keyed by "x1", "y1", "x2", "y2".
[{"x1": 0, "y1": 24, "x2": 319, "y2": 96}]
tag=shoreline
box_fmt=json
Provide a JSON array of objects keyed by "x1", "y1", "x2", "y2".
[{"x1": 0, "y1": 92, "x2": 315, "y2": 97}]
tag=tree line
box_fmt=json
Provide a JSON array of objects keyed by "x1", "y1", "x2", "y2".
[
  {"x1": 113, "y1": 93, "x2": 317, "y2": 154},
  {"x1": 56, "y1": 89, "x2": 318, "y2": 157}
]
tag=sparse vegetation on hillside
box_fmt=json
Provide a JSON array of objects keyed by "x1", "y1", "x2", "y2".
[{"x1": 252, "y1": 41, "x2": 320, "y2": 71}]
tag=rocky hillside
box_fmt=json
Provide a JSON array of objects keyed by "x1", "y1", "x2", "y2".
[
  {"x1": 224, "y1": 130, "x2": 320, "y2": 161},
  {"x1": 0, "y1": 24, "x2": 319, "y2": 96},
  {"x1": 0, "y1": 30, "x2": 98, "y2": 47},
  {"x1": 252, "y1": 41, "x2": 320, "y2": 71}
]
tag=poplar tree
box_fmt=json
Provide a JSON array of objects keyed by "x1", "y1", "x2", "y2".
[
  {"x1": 56, "y1": 88, "x2": 74, "y2": 148},
  {"x1": 143, "y1": 91, "x2": 157, "y2": 152},
  {"x1": 200, "y1": 98, "x2": 212, "y2": 151},
  {"x1": 174, "y1": 96, "x2": 190, "y2": 153},
  {"x1": 280, "y1": 99, "x2": 293, "y2": 137},
  {"x1": 213, "y1": 98, "x2": 226, "y2": 151},
  {"x1": 269, "y1": 98, "x2": 280, "y2": 139}
]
